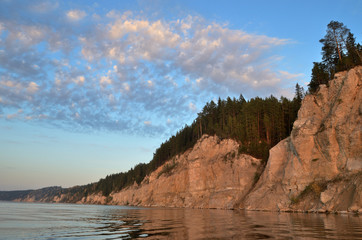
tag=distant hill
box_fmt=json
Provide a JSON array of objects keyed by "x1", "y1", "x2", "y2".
[
  {"x1": 0, "y1": 190, "x2": 33, "y2": 201},
  {"x1": 0, "y1": 187, "x2": 63, "y2": 201}
]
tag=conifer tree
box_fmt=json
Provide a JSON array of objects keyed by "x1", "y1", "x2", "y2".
[
  {"x1": 346, "y1": 32, "x2": 362, "y2": 67},
  {"x1": 320, "y1": 21, "x2": 350, "y2": 73},
  {"x1": 309, "y1": 62, "x2": 330, "y2": 93}
]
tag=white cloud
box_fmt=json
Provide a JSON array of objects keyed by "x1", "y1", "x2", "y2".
[
  {"x1": 27, "y1": 82, "x2": 39, "y2": 93},
  {"x1": 100, "y1": 76, "x2": 112, "y2": 85},
  {"x1": 66, "y1": 10, "x2": 87, "y2": 21},
  {"x1": 73, "y1": 76, "x2": 85, "y2": 85},
  {"x1": 30, "y1": 1, "x2": 59, "y2": 13},
  {"x1": 0, "y1": 23, "x2": 4, "y2": 34},
  {"x1": 6, "y1": 113, "x2": 18, "y2": 119},
  {"x1": 147, "y1": 80, "x2": 154, "y2": 88},
  {"x1": 279, "y1": 70, "x2": 304, "y2": 79},
  {"x1": 188, "y1": 102, "x2": 197, "y2": 112},
  {"x1": 122, "y1": 83, "x2": 130, "y2": 92}
]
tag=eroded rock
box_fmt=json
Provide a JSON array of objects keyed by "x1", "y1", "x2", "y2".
[{"x1": 245, "y1": 66, "x2": 362, "y2": 212}]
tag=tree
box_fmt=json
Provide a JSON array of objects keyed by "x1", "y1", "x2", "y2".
[
  {"x1": 320, "y1": 21, "x2": 350, "y2": 71},
  {"x1": 346, "y1": 32, "x2": 362, "y2": 67},
  {"x1": 309, "y1": 62, "x2": 330, "y2": 93},
  {"x1": 294, "y1": 83, "x2": 304, "y2": 103},
  {"x1": 293, "y1": 83, "x2": 304, "y2": 117}
]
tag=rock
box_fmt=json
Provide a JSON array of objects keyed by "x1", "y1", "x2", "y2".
[
  {"x1": 320, "y1": 186, "x2": 335, "y2": 204},
  {"x1": 105, "y1": 135, "x2": 261, "y2": 209},
  {"x1": 245, "y1": 66, "x2": 362, "y2": 212}
]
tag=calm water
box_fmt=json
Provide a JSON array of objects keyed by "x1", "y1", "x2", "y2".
[{"x1": 0, "y1": 202, "x2": 361, "y2": 239}]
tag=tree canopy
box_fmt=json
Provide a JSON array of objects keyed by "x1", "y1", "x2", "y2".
[{"x1": 309, "y1": 21, "x2": 362, "y2": 93}]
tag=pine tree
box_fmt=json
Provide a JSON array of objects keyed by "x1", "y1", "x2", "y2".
[
  {"x1": 346, "y1": 32, "x2": 362, "y2": 67},
  {"x1": 309, "y1": 62, "x2": 330, "y2": 93},
  {"x1": 320, "y1": 21, "x2": 350, "y2": 73}
]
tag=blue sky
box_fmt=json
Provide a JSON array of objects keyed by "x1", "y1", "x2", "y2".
[{"x1": 0, "y1": 0, "x2": 361, "y2": 190}]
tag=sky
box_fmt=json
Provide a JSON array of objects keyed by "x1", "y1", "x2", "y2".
[{"x1": 0, "y1": 0, "x2": 361, "y2": 191}]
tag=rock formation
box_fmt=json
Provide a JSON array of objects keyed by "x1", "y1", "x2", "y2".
[
  {"x1": 245, "y1": 66, "x2": 362, "y2": 212},
  {"x1": 79, "y1": 135, "x2": 262, "y2": 209}
]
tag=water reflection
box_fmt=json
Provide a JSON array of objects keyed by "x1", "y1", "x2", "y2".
[
  {"x1": 0, "y1": 202, "x2": 361, "y2": 239},
  {"x1": 83, "y1": 207, "x2": 362, "y2": 239}
]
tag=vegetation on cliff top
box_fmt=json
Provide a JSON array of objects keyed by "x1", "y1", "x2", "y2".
[{"x1": 309, "y1": 21, "x2": 362, "y2": 93}]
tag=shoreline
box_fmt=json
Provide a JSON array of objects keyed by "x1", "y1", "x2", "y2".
[{"x1": 7, "y1": 200, "x2": 361, "y2": 215}]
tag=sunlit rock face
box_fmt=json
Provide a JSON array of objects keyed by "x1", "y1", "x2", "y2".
[
  {"x1": 82, "y1": 135, "x2": 262, "y2": 209},
  {"x1": 245, "y1": 66, "x2": 362, "y2": 212}
]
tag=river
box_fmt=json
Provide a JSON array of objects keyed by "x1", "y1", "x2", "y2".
[{"x1": 0, "y1": 201, "x2": 361, "y2": 239}]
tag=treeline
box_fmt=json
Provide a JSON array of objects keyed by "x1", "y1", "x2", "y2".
[
  {"x1": 152, "y1": 90, "x2": 303, "y2": 167},
  {"x1": 309, "y1": 21, "x2": 362, "y2": 93},
  {"x1": 94, "y1": 88, "x2": 303, "y2": 196}
]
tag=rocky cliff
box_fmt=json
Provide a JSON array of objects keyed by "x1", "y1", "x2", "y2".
[
  {"x1": 79, "y1": 135, "x2": 262, "y2": 209},
  {"x1": 245, "y1": 66, "x2": 362, "y2": 212}
]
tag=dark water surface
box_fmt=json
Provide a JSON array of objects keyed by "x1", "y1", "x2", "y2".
[{"x1": 0, "y1": 201, "x2": 361, "y2": 239}]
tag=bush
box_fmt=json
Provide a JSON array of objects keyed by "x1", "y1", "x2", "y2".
[{"x1": 157, "y1": 161, "x2": 178, "y2": 178}]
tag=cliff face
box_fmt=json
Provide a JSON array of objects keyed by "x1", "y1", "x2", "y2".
[
  {"x1": 245, "y1": 66, "x2": 362, "y2": 212},
  {"x1": 79, "y1": 135, "x2": 262, "y2": 209}
]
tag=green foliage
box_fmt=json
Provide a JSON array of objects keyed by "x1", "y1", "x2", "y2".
[
  {"x1": 95, "y1": 163, "x2": 148, "y2": 196},
  {"x1": 157, "y1": 160, "x2": 178, "y2": 178},
  {"x1": 309, "y1": 62, "x2": 330, "y2": 93},
  {"x1": 320, "y1": 21, "x2": 349, "y2": 67},
  {"x1": 309, "y1": 21, "x2": 362, "y2": 93}
]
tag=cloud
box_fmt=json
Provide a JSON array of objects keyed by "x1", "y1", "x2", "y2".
[
  {"x1": 0, "y1": 2, "x2": 301, "y2": 137},
  {"x1": 279, "y1": 70, "x2": 304, "y2": 79},
  {"x1": 30, "y1": 0, "x2": 59, "y2": 13},
  {"x1": 188, "y1": 102, "x2": 197, "y2": 112},
  {"x1": 27, "y1": 82, "x2": 39, "y2": 93},
  {"x1": 66, "y1": 10, "x2": 87, "y2": 21},
  {"x1": 74, "y1": 76, "x2": 85, "y2": 85}
]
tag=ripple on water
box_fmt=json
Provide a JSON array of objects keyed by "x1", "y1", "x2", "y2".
[{"x1": 0, "y1": 202, "x2": 362, "y2": 239}]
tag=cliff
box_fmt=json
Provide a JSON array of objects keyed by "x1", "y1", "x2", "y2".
[
  {"x1": 245, "y1": 66, "x2": 362, "y2": 212},
  {"x1": 78, "y1": 135, "x2": 262, "y2": 209}
]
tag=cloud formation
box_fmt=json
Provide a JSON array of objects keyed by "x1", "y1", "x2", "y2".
[
  {"x1": 0, "y1": 1, "x2": 302, "y2": 137},
  {"x1": 66, "y1": 10, "x2": 87, "y2": 21}
]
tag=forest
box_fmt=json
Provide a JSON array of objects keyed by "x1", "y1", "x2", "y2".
[{"x1": 64, "y1": 21, "x2": 362, "y2": 198}]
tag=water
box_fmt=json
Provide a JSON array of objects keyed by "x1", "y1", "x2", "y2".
[{"x1": 0, "y1": 202, "x2": 361, "y2": 239}]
